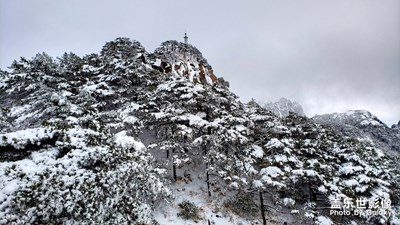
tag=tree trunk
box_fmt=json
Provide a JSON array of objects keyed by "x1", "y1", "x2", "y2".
[
  {"x1": 308, "y1": 182, "x2": 316, "y2": 202},
  {"x1": 259, "y1": 191, "x2": 267, "y2": 225},
  {"x1": 172, "y1": 148, "x2": 176, "y2": 181},
  {"x1": 173, "y1": 164, "x2": 177, "y2": 181},
  {"x1": 206, "y1": 164, "x2": 211, "y2": 197}
]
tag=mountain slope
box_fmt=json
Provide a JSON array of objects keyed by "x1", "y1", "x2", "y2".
[
  {"x1": 313, "y1": 110, "x2": 400, "y2": 155},
  {"x1": 0, "y1": 38, "x2": 399, "y2": 225}
]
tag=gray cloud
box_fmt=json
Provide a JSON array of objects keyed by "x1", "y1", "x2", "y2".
[{"x1": 1, "y1": 0, "x2": 399, "y2": 125}]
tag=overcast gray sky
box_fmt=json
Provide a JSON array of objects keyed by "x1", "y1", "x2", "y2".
[{"x1": 1, "y1": 0, "x2": 399, "y2": 125}]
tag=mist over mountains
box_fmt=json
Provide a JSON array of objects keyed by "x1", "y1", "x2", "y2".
[
  {"x1": 260, "y1": 98, "x2": 306, "y2": 118},
  {"x1": 0, "y1": 38, "x2": 399, "y2": 225}
]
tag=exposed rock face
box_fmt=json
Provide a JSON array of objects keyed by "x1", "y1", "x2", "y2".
[
  {"x1": 152, "y1": 40, "x2": 218, "y2": 84},
  {"x1": 260, "y1": 97, "x2": 305, "y2": 117}
]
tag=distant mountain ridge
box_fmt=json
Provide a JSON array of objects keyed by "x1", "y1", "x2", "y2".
[
  {"x1": 392, "y1": 120, "x2": 400, "y2": 129},
  {"x1": 260, "y1": 97, "x2": 306, "y2": 117},
  {"x1": 313, "y1": 110, "x2": 400, "y2": 154}
]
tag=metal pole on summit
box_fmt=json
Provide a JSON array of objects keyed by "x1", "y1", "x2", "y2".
[
  {"x1": 183, "y1": 32, "x2": 189, "y2": 62},
  {"x1": 184, "y1": 32, "x2": 188, "y2": 45}
]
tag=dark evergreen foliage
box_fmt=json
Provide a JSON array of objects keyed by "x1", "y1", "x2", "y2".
[{"x1": 0, "y1": 38, "x2": 399, "y2": 225}]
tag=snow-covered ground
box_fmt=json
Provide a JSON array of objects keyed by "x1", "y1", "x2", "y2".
[{"x1": 154, "y1": 162, "x2": 257, "y2": 225}]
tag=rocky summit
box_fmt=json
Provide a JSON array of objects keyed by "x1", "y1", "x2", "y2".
[
  {"x1": 0, "y1": 38, "x2": 399, "y2": 225},
  {"x1": 261, "y1": 97, "x2": 306, "y2": 118}
]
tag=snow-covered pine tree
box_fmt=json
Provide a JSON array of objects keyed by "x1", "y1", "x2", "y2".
[
  {"x1": 58, "y1": 52, "x2": 84, "y2": 76},
  {"x1": 1, "y1": 37, "x2": 399, "y2": 225}
]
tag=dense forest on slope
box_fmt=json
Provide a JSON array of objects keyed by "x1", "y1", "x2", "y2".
[{"x1": 0, "y1": 38, "x2": 399, "y2": 225}]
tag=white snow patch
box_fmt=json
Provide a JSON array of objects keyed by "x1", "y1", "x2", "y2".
[
  {"x1": 2, "y1": 180, "x2": 19, "y2": 196},
  {"x1": 307, "y1": 159, "x2": 318, "y2": 167},
  {"x1": 235, "y1": 124, "x2": 247, "y2": 132},
  {"x1": 260, "y1": 166, "x2": 283, "y2": 178},
  {"x1": 357, "y1": 174, "x2": 371, "y2": 183},
  {"x1": 339, "y1": 164, "x2": 364, "y2": 175},
  {"x1": 292, "y1": 169, "x2": 318, "y2": 177},
  {"x1": 61, "y1": 90, "x2": 72, "y2": 97},
  {"x1": 0, "y1": 128, "x2": 56, "y2": 149},
  {"x1": 82, "y1": 83, "x2": 98, "y2": 92},
  {"x1": 274, "y1": 154, "x2": 288, "y2": 162},
  {"x1": 318, "y1": 185, "x2": 327, "y2": 193},
  {"x1": 96, "y1": 89, "x2": 115, "y2": 96},
  {"x1": 9, "y1": 105, "x2": 31, "y2": 117},
  {"x1": 66, "y1": 116, "x2": 79, "y2": 124},
  {"x1": 154, "y1": 58, "x2": 161, "y2": 67},
  {"x1": 250, "y1": 145, "x2": 264, "y2": 158},
  {"x1": 283, "y1": 198, "x2": 295, "y2": 206},
  {"x1": 316, "y1": 216, "x2": 333, "y2": 225},
  {"x1": 374, "y1": 148, "x2": 385, "y2": 158},
  {"x1": 205, "y1": 75, "x2": 213, "y2": 85},
  {"x1": 123, "y1": 116, "x2": 139, "y2": 124},
  {"x1": 304, "y1": 212, "x2": 314, "y2": 218},
  {"x1": 153, "y1": 112, "x2": 169, "y2": 120},
  {"x1": 179, "y1": 114, "x2": 208, "y2": 127},
  {"x1": 342, "y1": 179, "x2": 359, "y2": 187},
  {"x1": 360, "y1": 119, "x2": 381, "y2": 126},
  {"x1": 114, "y1": 131, "x2": 145, "y2": 150},
  {"x1": 253, "y1": 180, "x2": 264, "y2": 188},
  {"x1": 265, "y1": 138, "x2": 284, "y2": 149}
]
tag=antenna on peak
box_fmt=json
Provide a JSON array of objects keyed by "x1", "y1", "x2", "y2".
[
  {"x1": 183, "y1": 32, "x2": 189, "y2": 62},
  {"x1": 184, "y1": 32, "x2": 188, "y2": 45}
]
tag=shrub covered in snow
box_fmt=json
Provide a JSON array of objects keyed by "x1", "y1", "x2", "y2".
[
  {"x1": 0, "y1": 127, "x2": 171, "y2": 224},
  {"x1": 177, "y1": 200, "x2": 201, "y2": 221},
  {"x1": 225, "y1": 192, "x2": 259, "y2": 218}
]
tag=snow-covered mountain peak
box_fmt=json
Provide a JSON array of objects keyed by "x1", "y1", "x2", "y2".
[
  {"x1": 315, "y1": 109, "x2": 386, "y2": 128},
  {"x1": 154, "y1": 40, "x2": 206, "y2": 64},
  {"x1": 152, "y1": 40, "x2": 218, "y2": 85},
  {"x1": 313, "y1": 109, "x2": 400, "y2": 154},
  {"x1": 259, "y1": 97, "x2": 305, "y2": 117}
]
